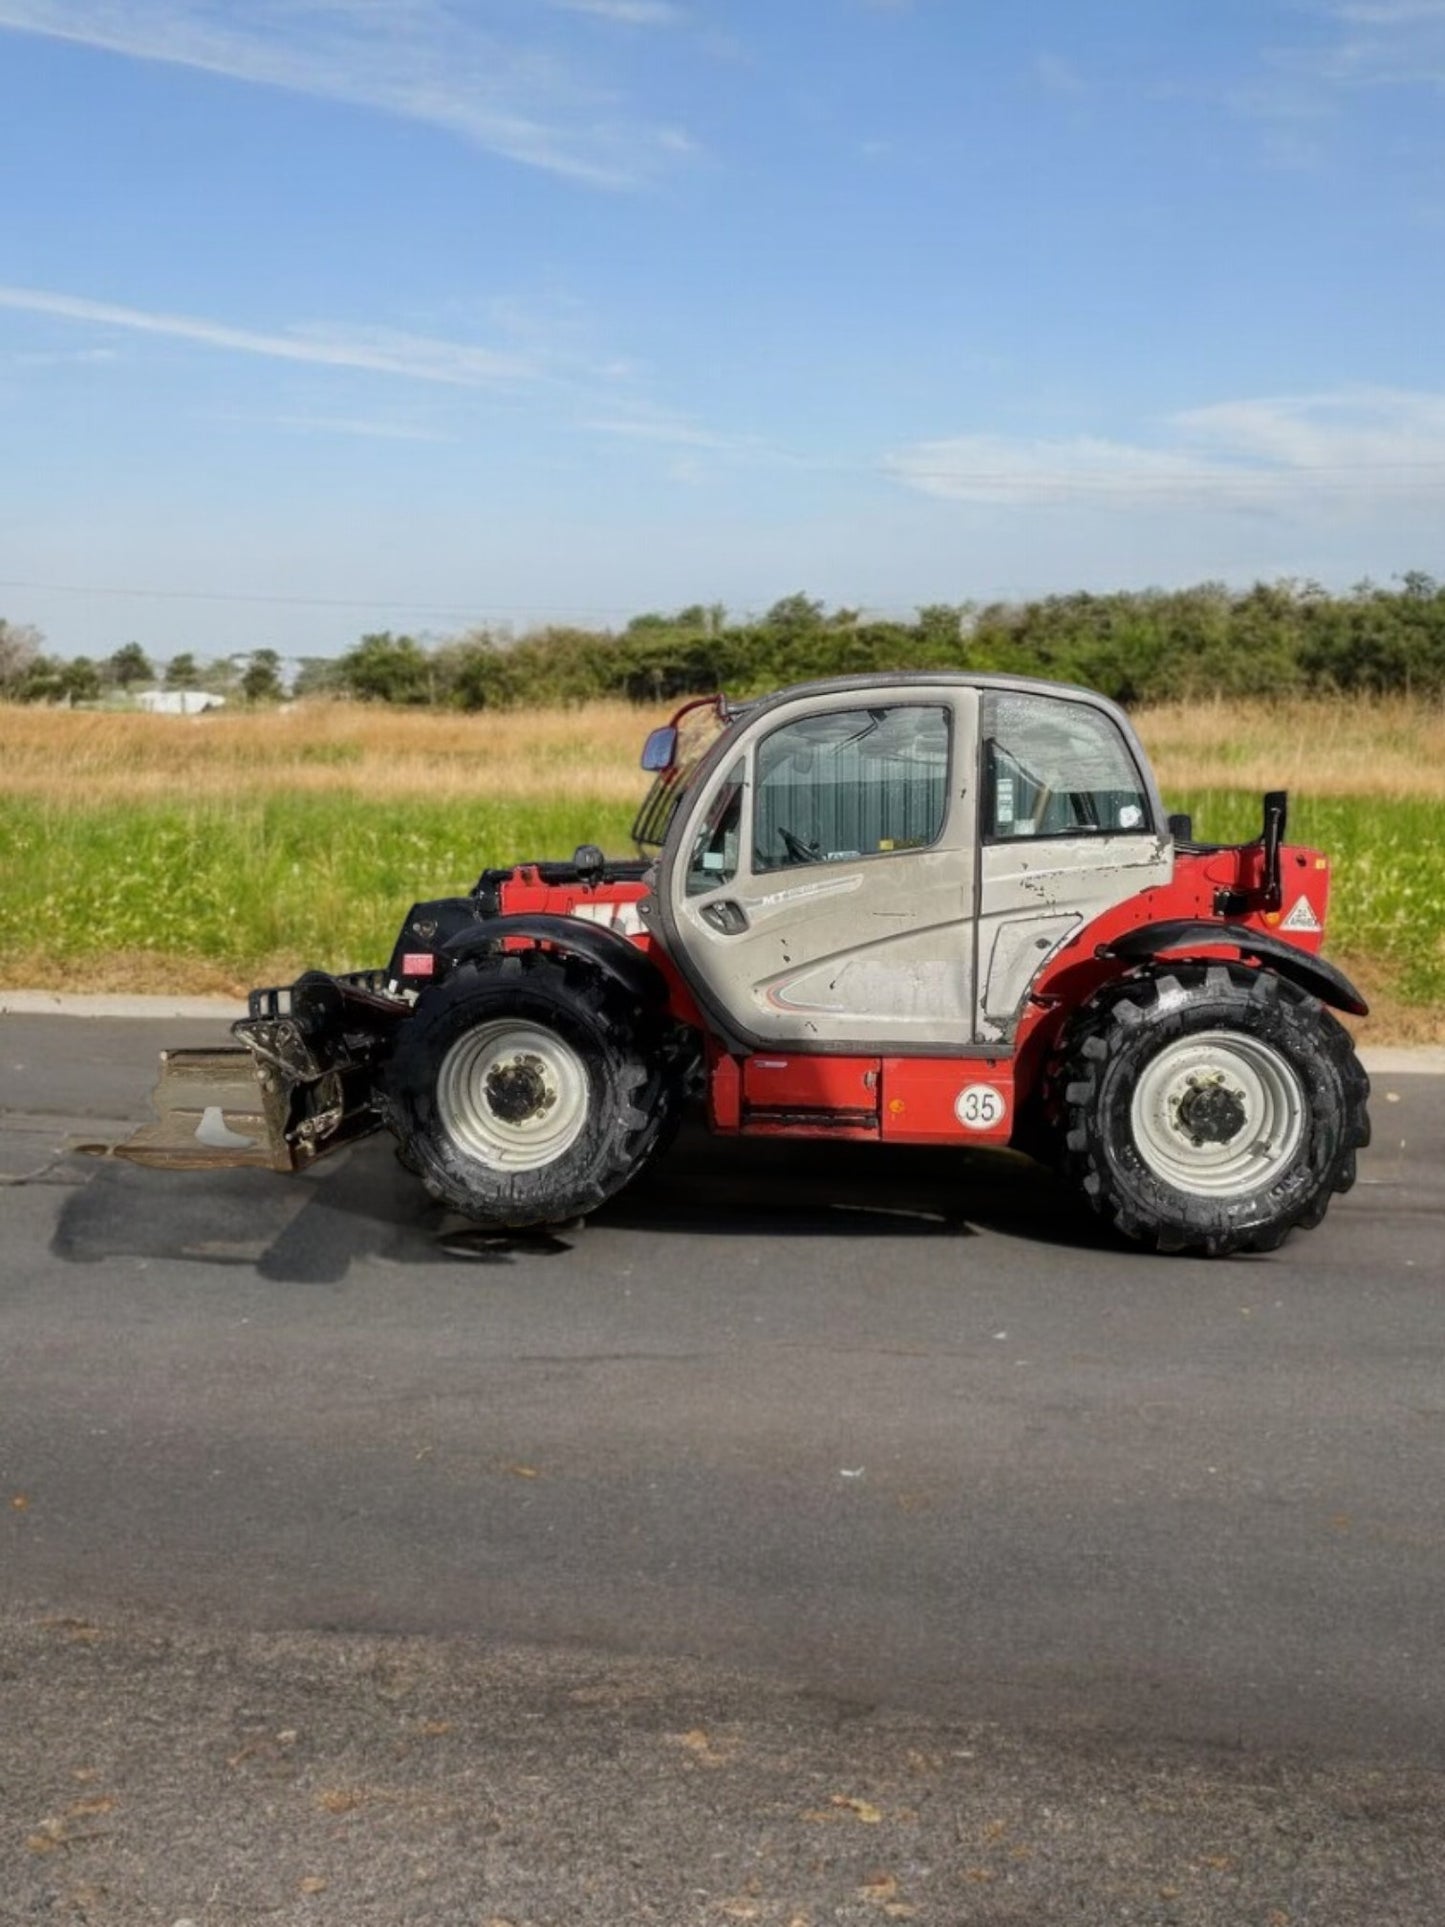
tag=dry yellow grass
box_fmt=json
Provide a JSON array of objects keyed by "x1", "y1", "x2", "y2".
[
  {"x1": 1133, "y1": 694, "x2": 1445, "y2": 799},
  {"x1": 4, "y1": 693, "x2": 1443, "y2": 802},
  {"x1": 0, "y1": 700, "x2": 653, "y2": 805}
]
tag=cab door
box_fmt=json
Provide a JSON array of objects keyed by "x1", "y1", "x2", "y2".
[
  {"x1": 656, "y1": 687, "x2": 979, "y2": 1052},
  {"x1": 974, "y1": 687, "x2": 1173, "y2": 1041}
]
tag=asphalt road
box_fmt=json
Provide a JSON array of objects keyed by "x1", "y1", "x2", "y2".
[{"x1": 2, "y1": 1013, "x2": 1443, "y2": 1924}]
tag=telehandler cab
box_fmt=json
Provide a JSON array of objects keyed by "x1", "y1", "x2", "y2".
[{"x1": 118, "y1": 674, "x2": 1370, "y2": 1256}]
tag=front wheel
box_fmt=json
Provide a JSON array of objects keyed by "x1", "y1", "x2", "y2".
[
  {"x1": 1060, "y1": 964, "x2": 1370, "y2": 1256},
  {"x1": 382, "y1": 951, "x2": 678, "y2": 1227}
]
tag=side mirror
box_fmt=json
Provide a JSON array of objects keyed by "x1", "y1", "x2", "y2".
[
  {"x1": 1167, "y1": 812, "x2": 1193, "y2": 843},
  {"x1": 640, "y1": 725, "x2": 677, "y2": 772}
]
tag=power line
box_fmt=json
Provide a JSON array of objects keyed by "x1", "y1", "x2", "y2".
[
  {"x1": 886, "y1": 456, "x2": 1445, "y2": 481},
  {"x1": 0, "y1": 579, "x2": 646, "y2": 619},
  {"x1": 887, "y1": 468, "x2": 1445, "y2": 494}
]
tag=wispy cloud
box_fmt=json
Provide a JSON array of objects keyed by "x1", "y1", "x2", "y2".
[
  {"x1": 580, "y1": 407, "x2": 806, "y2": 471},
  {"x1": 1227, "y1": 1, "x2": 1445, "y2": 167},
  {"x1": 885, "y1": 389, "x2": 1445, "y2": 510},
  {"x1": 1332, "y1": 2, "x2": 1445, "y2": 24},
  {"x1": 582, "y1": 412, "x2": 749, "y2": 451},
  {"x1": 1276, "y1": 0, "x2": 1445, "y2": 90},
  {"x1": 885, "y1": 434, "x2": 1247, "y2": 508},
  {"x1": 0, "y1": 0, "x2": 691, "y2": 186},
  {"x1": 547, "y1": 0, "x2": 681, "y2": 23},
  {"x1": 264, "y1": 415, "x2": 454, "y2": 445},
  {"x1": 0, "y1": 344, "x2": 116, "y2": 368},
  {"x1": 1177, "y1": 387, "x2": 1445, "y2": 467},
  {"x1": 0, "y1": 285, "x2": 533, "y2": 386}
]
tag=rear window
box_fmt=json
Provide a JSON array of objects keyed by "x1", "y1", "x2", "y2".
[{"x1": 982, "y1": 691, "x2": 1151, "y2": 841}]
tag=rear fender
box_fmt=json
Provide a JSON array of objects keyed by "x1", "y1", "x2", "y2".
[{"x1": 1100, "y1": 919, "x2": 1369, "y2": 1016}]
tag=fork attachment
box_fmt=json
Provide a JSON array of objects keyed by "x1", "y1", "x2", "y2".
[{"x1": 110, "y1": 969, "x2": 409, "y2": 1173}]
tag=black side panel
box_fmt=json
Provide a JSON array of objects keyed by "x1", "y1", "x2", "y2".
[
  {"x1": 1102, "y1": 920, "x2": 1369, "y2": 1016},
  {"x1": 388, "y1": 898, "x2": 490, "y2": 977},
  {"x1": 441, "y1": 913, "x2": 669, "y2": 1008}
]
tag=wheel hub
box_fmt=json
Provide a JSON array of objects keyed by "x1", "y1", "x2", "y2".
[
  {"x1": 484, "y1": 1054, "x2": 555, "y2": 1125},
  {"x1": 1173, "y1": 1075, "x2": 1248, "y2": 1146}
]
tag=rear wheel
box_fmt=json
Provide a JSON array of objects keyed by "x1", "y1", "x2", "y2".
[
  {"x1": 383, "y1": 951, "x2": 678, "y2": 1227},
  {"x1": 1060, "y1": 964, "x2": 1369, "y2": 1256}
]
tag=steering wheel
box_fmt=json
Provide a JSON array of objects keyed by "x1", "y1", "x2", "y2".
[{"x1": 777, "y1": 826, "x2": 820, "y2": 864}]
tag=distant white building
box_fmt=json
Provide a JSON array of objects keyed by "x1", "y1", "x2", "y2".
[{"x1": 133, "y1": 689, "x2": 226, "y2": 715}]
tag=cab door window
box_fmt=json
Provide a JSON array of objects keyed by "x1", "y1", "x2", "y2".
[
  {"x1": 982, "y1": 691, "x2": 1151, "y2": 840},
  {"x1": 752, "y1": 705, "x2": 950, "y2": 873},
  {"x1": 685, "y1": 758, "x2": 745, "y2": 895}
]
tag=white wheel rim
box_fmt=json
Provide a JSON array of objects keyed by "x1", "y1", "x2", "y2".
[
  {"x1": 436, "y1": 1020, "x2": 590, "y2": 1171},
  {"x1": 1129, "y1": 1030, "x2": 1305, "y2": 1197}
]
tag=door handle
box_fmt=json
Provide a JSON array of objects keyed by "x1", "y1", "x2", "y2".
[{"x1": 701, "y1": 899, "x2": 749, "y2": 935}]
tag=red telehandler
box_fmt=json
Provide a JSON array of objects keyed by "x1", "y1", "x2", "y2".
[{"x1": 117, "y1": 674, "x2": 1370, "y2": 1256}]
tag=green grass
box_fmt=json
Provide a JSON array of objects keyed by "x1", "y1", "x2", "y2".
[
  {"x1": 1170, "y1": 790, "x2": 1445, "y2": 1004},
  {"x1": 0, "y1": 794, "x2": 640, "y2": 982},
  {"x1": 2, "y1": 788, "x2": 1439, "y2": 1009}
]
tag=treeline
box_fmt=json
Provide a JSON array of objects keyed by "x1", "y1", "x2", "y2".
[
  {"x1": 6, "y1": 576, "x2": 1445, "y2": 711},
  {"x1": 0, "y1": 632, "x2": 286, "y2": 705},
  {"x1": 312, "y1": 579, "x2": 1445, "y2": 709}
]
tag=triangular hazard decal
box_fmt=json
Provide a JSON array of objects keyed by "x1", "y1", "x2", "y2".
[{"x1": 1281, "y1": 894, "x2": 1322, "y2": 933}]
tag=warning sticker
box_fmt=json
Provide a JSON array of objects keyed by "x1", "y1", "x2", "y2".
[{"x1": 1280, "y1": 895, "x2": 1322, "y2": 934}]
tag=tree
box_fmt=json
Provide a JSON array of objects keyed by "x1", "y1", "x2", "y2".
[
  {"x1": 915, "y1": 604, "x2": 967, "y2": 649},
  {"x1": 56, "y1": 656, "x2": 102, "y2": 703},
  {"x1": 447, "y1": 635, "x2": 522, "y2": 711},
  {"x1": 199, "y1": 656, "x2": 242, "y2": 697},
  {"x1": 106, "y1": 642, "x2": 154, "y2": 690},
  {"x1": 291, "y1": 656, "x2": 344, "y2": 699},
  {"x1": 762, "y1": 593, "x2": 828, "y2": 640},
  {"x1": 0, "y1": 618, "x2": 43, "y2": 693},
  {"x1": 8, "y1": 653, "x2": 101, "y2": 704},
  {"x1": 165, "y1": 652, "x2": 200, "y2": 689},
  {"x1": 337, "y1": 631, "x2": 433, "y2": 704},
  {"x1": 239, "y1": 648, "x2": 284, "y2": 704},
  {"x1": 674, "y1": 602, "x2": 724, "y2": 636}
]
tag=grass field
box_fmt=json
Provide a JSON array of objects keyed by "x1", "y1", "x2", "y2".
[{"x1": 2, "y1": 698, "x2": 1441, "y2": 1040}]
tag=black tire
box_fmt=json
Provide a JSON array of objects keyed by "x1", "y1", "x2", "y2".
[
  {"x1": 1060, "y1": 963, "x2": 1370, "y2": 1257},
  {"x1": 381, "y1": 950, "x2": 679, "y2": 1228}
]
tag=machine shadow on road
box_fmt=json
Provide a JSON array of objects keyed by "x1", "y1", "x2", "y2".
[
  {"x1": 596, "y1": 1124, "x2": 1123, "y2": 1248},
  {"x1": 51, "y1": 1114, "x2": 1132, "y2": 1285}
]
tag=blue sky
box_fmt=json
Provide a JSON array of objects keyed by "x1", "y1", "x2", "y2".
[{"x1": 2, "y1": 0, "x2": 1444, "y2": 660}]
